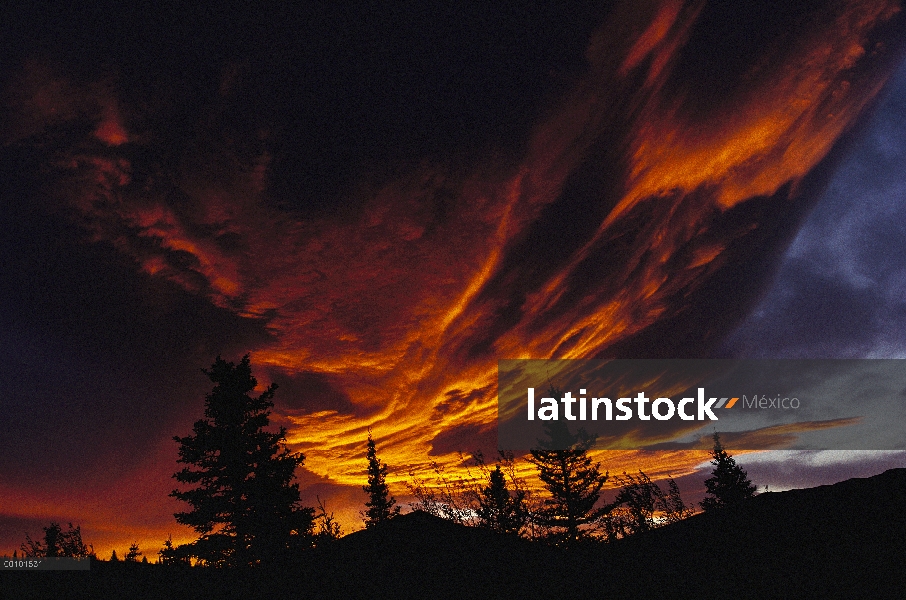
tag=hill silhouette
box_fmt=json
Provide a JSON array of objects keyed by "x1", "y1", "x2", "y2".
[
  {"x1": 298, "y1": 510, "x2": 566, "y2": 597},
  {"x1": 4, "y1": 469, "x2": 905, "y2": 598},
  {"x1": 595, "y1": 467, "x2": 906, "y2": 598}
]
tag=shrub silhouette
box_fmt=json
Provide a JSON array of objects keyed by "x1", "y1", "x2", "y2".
[
  {"x1": 20, "y1": 522, "x2": 93, "y2": 558},
  {"x1": 602, "y1": 471, "x2": 694, "y2": 540}
]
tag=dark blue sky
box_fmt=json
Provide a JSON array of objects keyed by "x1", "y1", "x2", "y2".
[
  {"x1": 718, "y1": 58, "x2": 906, "y2": 488},
  {"x1": 726, "y1": 60, "x2": 906, "y2": 359}
]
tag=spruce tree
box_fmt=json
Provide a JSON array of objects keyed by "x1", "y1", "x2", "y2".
[
  {"x1": 158, "y1": 536, "x2": 175, "y2": 565},
  {"x1": 476, "y1": 465, "x2": 527, "y2": 535},
  {"x1": 528, "y1": 399, "x2": 608, "y2": 545},
  {"x1": 362, "y1": 429, "x2": 400, "y2": 527},
  {"x1": 171, "y1": 355, "x2": 315, "y2": 566},
  {"x1": 700, "y1": 433, "x2": 756, "y2": 511},
  {"x1": 125, "y1": 543, "x2": 142, "y2": 562}
]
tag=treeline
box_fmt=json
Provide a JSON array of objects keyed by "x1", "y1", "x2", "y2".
[
  {"x1": 15, "y1": 356, "x2": 756, "y2": 565},
  {"x1": 390, "y1": 420, "x2": 751, "y2": 545}
]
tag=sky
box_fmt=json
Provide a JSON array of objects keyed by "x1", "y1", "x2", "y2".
[{"x1": 2, "y1": 1, "x2": 906, "y2": 558}]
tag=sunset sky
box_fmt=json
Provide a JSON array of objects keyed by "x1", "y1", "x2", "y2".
[{"x1": 3, "y1": 1, "x2": 906, "y2": 558}]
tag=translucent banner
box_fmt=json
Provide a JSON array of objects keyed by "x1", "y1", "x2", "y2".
[{"x1": 498, "y1": 359, "x2": 906, "y2": 450}]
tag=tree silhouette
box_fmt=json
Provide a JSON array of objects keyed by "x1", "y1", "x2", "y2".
[
  {"x1": 21, "y1": 522, "x2": 93, "y2": 557},
  {"x1": 528, "y1": 399, "x2": 608, "y2": 546},
  {"x1": 476, "y1": 464, "x2": 528, "y2": 535},
  {"x1": 602, "y1": 471, "x2": 693, "y2": 540},
  {"x1": 171, "y1": 355, "x2": 315, "y2": 566},
  {"x1": 110, "y1": 549, "x2": 119, "y2": 561},
  {"x1": 662, "y1": 478, "x2": 695, "y2": 524},
  {"x1": 125, "y1": 542, "x2": 142, "y2": 562},
  {"x1": 605, "y1": 471, "x2": 664, "y2": 538},
  {"x1": 158, "y1": 535, "x2": 190, "y2": 566},
  {"x1": 314, "y1": 496, "x2": 343, "y2": 543},
  {"x1": 362, "y1": 428, "x2": 400, "y2": 527},
  {"x1": 405, "y1": 460, "x2": 475, "y2": 524},
  {"x1": 700, "y1": 432, "x2": 756, "y2": 511}
]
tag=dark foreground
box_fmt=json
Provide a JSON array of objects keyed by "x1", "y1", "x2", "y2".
[{"x1": 3, "y1": 468, "x2": 905, "y2": 599}]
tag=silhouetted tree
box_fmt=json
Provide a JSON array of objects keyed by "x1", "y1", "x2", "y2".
[
  {"x1": 476, "y1": 464, "x2": 528, "y2": 535},
  {"x1": 158, "y1": 536, "x2": 174, "y2": 565},
  {"x1": 110, "y1": 549, "x2": 119, "y2": 561},
  {"x1": 314, "y1": 497, "x2": 343, "y2": 543},
  {"x1": 700, "y1": 433, "x2": 756, "y2": 511},
  {"x1": 362, "y1": 429, "x2": 400, "y2": 527},
  {"x1": 662, "y1": 478, "x2": 694, "y2": 523},
  {"x1": 601, "y1": 471, "x2": 694, "y2": 540},
  {"x1": 171, "y1": 355, "x2": 315, "y2": 566},
  {"x1": 158, "y1": 535, "x2": 190, "y2": 566},
  {"x1": 405, "y1": 460, "x2": 475, "y2": 524},
  {"x1": 528, "y1": 401, "x2": 608, "y2": 546},
  {"x1": 605, "y1": 471, "x2": 663, "y2": 538},
  {"x1": 125, "y1": 542, "x2": 142, "y2": 562},
  {"x1": 21, "y1": 522, "x2": 93, "y2": 557}
]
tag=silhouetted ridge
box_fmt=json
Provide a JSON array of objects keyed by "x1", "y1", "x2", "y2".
[
  {"x1": 304, "y1": 511, "x2": 562, "y2": 598},
  {"x1": 342, "y1": 509, "x2": 533, "y2": 549},
  {"x1": 5, "y1": 470, "x2": 905, "y2": 599},
  {"x1": 595, "y1": 468, "x2": 906, "y2": 597}
]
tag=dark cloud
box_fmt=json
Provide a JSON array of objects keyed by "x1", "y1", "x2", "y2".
[
  {"x1": 0, "y1": 2, "x2": 609, "y2": 216},
  {"x1": 724, "y1": 258, "x2": 882, "y2": 357},
  {"x1": 266, "y1": 369, "x2": 363, "y2": 417},
  {"x1": 0, "y1": 154, "x2": 273, "y2": 480},
  {"x1": 433, "y1": 386, "x2": 494, "y2": 418},
  {"x1": 723, "y1": 62, "x2": 906, "y2": 358},
  {"x1": 428, "y1": 423, "x2": 497, "y2": 458}
]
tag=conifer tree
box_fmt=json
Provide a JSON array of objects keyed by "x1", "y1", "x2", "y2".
[
  {"x1": 159, "y1": 535, "x2": 190, "y2": 566},
  {"x1": 700, "y1": 433, "x2": 756, "y2": 511},
  {"x1": 125, "y1": 542, "x2": 142, "y2": 562},
  {"x1": 476, "y1": 465, "x2": 527, "y2": 535},
  {"x1": 362, "y1": 429, "x2": 400, "y2": 527},
  {"x1": 171, "y1": 355, "x2": 315, "y2": 566},
  {"x1": 528, "y1": 397, "x2": 608, "y2": 545}
]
